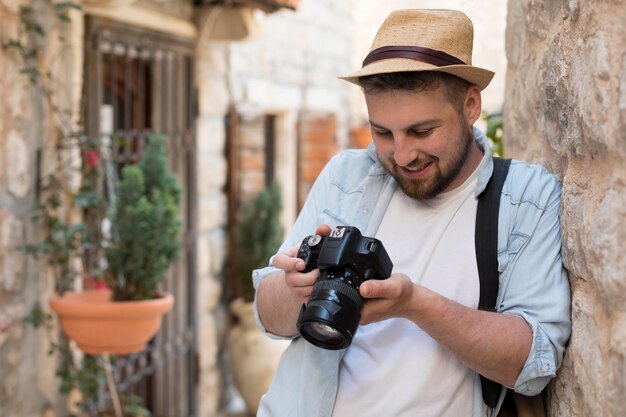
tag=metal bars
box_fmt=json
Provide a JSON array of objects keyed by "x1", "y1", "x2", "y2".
[{"x1": 85, "y1": 16, "x2": 198, "y2": 417}]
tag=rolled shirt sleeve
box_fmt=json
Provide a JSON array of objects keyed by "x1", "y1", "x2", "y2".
[{"x1": 497, "y1": 165, "x2": 571, "y2": 395}]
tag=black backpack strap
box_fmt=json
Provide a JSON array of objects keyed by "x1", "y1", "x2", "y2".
[{"x1": 475, "y1": 157, "x2": 511, "y2": 408}]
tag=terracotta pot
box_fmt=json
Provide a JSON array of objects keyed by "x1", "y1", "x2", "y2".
[
  {"x1": 227, "y1": 298, "x2": 290, "y2": 414},
  {"x1": 49, "y1": 289, "x2": 174, "y2": 355}
]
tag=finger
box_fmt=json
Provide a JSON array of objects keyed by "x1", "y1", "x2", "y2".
[
  {"x1": 315, "y1": 224, "x2": 333, "y2": 236},
  {"x1": 360, "y1": 279, "x2": 400, "y2": 299},
  {"x1": 360, "y1": 279, "x2": 383, "y2": 299},
  {"x1": 273, "y1": 252, "x2": 306, "y2": 272},
  {"x1": 292, "y1": 287, "x2": 313, "y2": 300},
  {"x1": 285, "y1": 270, "x2": 319, "y2": 288},
  {"x1": 283, "y1": 244, "x2": 300, "y2": 258},
  {"x1": 361, "y1": 274, "x2": 411, "y2": 299}
]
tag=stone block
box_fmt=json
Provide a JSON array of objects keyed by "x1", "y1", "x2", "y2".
[
  {"x1": 0, "y1": 0, "x2": 27, "y2": 19},
  {"x1": 0, "y1": 302, "x2": 25, "y2": 350},
  {"x1": 198, "y1": 314, "x2": 218, "y2": 370},
  {"x1": 1, "y1": 212, "x2": 25, "y2": 292},
  {"x1": 570, "y1": 33, "x2": 618, "y2": 157},
  {"x1": 198, "y1": 193, "x2": 227, "y2": 232},
  {"x1": 197, "y1": 76, "x2": 230, "y2": 116},
  {"x1": 196, "y1": 116, "x2": 226, "y2": 154},
  {"x1": 6, "y1": 129, "x2": 30, "y2": 197},
  {"x1": 196, "y1": 234, "x2": 211, "y2": 277},
  {"x1": 197, "y1": 43, "x2": 227, "y2": 75},
  {"x1": 198, "y1": 370, "x2": 221, "y2": 417},
  {"x1": 208, "y1": 227, "x2": 226, "y2": 276},
  {"x1": 205, "y1": 275, "x2": 222, "y2": 312},
  {"x1": 244, "y1": 79, "x2": 301, "y2": 110},
  {"x1": 304, "y1": 86, "x2": 342, "y2": 113},
  {"x1": 197, "y1": 153, "x2": 227, "y2": 195},
  {"x1": 569, "y1": 285, "x2": 609, "y2": 416},
  {"x1": 607, "y1": 311, "x2": 626, "y2": 416},
  {"x1": 590, "y1": 187, "x2": 626, "y2": 313}
]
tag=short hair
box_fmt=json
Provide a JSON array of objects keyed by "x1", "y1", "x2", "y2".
[{"x1": 358, "y1": 71, "x2": 471, "y2": 112}]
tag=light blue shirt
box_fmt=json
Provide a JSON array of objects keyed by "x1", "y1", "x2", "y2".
[{"x1": 253, "y1": 128, "x2": 571, "y2": 417}]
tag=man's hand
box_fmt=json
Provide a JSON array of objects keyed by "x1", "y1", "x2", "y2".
[
  {"x1": 359, "y1": 273, "x2": 415, "y2": 324},
  {"x1": 256, "y1": 224, "x2": 332, "y2": 337},
  {"x1": 271, "y1": 246, "x2": 318, "y2": 304},
  {"x1": 359, "y1": 274, "x2": 531, "y2": 388}
]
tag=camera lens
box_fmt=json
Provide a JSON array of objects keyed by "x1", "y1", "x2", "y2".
[
  {"x1": 297, "y1": 277, "x2": 363, "y2": 350},
  {"x1": 301, "y1": 322, "x2": 344, "y2": 346}
]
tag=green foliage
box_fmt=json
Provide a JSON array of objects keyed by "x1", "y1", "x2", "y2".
[
  {"x1": 57, "y1": 354, "x2": 103, "y2": 411},
  {"x1": 57, "y1": 355, "x2": 152, "y2": 417},
  {"x1": 23, "y1": 302, "x2": 53, "y2": 328},
  {"x1": 116, "y1": 394, "x2": 152, "y2": 417},
  {"x1": 482, "y1": 110, "x2": 504, "y2": 157},
  {"x1": 235, "y1": 182, "x2": 284, "y2": 301},
  {"x1": 105, "y1": 134, "x2": 183, "y2": 301},
  {"x1": 9, "y1": 3, "x2": 153, "y2": 416},
  {"x1": 8, "y1": 1, "x2": 105, "y2": 295}
]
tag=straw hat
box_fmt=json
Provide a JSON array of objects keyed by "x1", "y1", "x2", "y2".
[{"x1": 340, "y1": 9, "x2": 495, "y2": 90}]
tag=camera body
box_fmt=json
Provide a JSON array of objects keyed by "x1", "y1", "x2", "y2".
[
  {"x1": 297, "y1": 226, "x2": 393, "y2": 280},
  {"x1": 296, "y1": 226, "x2": 393, "y2": 350}
]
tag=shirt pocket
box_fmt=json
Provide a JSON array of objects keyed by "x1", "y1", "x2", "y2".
[
  {"x1": 497, "y1": 231, "x2": 530, "y2": 273},
  {"x1": 318, "y1": 208, "x2": 350, "y2": 229}
]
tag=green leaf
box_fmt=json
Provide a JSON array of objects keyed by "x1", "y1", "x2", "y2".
[
  {"x1": 54, "y1": 2, "x2": 82, "y2": 11},
  {"x1": 1, "y1": 40, "x2": 23, "y2": 51},
  {"x1": 23, "y1": 303, "x2": 53, "y2": 328}
]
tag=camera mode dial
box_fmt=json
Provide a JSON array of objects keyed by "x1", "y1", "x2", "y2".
[{"x1": 297, "y1": 234, "x2": 324, "y2": 273}]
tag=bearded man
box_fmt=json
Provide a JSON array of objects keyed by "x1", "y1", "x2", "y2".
[{"x1": 252, "y1": 9, "x2": 571, "y2": 417}]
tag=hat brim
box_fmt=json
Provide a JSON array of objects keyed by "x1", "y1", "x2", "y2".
[{"x1": 339, "y1": 58, "x2": 495, "y2": 90}]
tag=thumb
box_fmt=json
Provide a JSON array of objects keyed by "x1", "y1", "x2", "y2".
[
  {"x1": 315, "y1": 223, "x2": 332, "y2": 236},
  {"x1": 360, "y1": 280, "x2": 379, "y2": 298}
]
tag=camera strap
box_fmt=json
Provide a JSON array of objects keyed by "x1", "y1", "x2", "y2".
[{"x1": 475, "y1": 156, "x2": 512, "y2": 408}]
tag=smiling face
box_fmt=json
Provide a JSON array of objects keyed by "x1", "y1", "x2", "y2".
[{"x1": 365, "y1": 80, "x2": 484, "y2": 200}]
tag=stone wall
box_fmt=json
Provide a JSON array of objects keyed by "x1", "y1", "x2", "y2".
[
  {"x1": 0, "y1": 1, "x2": 78, "y2": 415},
  {"x1": 505, "y1": 1, "x2": 626, "y2": 416},
  {"x1": 0, "y1": 2, "x2": 225, "y2": 416}
]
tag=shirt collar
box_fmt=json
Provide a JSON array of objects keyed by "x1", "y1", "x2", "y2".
[{"x1": 473, "y1": 126, "x2": 494, "y2": 198}]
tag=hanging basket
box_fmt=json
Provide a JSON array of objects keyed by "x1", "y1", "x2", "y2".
[{"x1": 49, "y1": 289, "x2": 174, "y2": 355}]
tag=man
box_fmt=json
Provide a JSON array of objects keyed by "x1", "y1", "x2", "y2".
[{"x1": 252, "y1": 9, "x2": 571, "y2": 417}]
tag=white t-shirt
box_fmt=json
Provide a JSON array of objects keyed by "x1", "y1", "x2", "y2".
[{"x1": 332, "y1": 165, "x2": 482, "y2": 417}]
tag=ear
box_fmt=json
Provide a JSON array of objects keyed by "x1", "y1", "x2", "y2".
[{"x1": 464, "y1": 85, "x2": 482, "y2": 126}]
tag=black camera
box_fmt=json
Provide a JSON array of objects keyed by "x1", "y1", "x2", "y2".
[{"x1": 295, "y1": 226, "x2": 393, "y2": 350}]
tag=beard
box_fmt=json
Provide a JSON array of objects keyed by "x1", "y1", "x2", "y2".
[{"x1": 380, "y1": 123, "x2": 474, "y2": 200}]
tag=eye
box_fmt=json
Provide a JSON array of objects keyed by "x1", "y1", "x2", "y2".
[
  {"x1": 372, "y1": 129, "x2": 392, "y2": 138},
  {"x1": 409, "y1": 128, "x2": 434, "y2": 138}
]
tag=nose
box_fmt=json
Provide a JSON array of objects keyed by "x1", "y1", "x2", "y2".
[{"x1": 393, "y1": 134, "x2": 419, "y2": 167}]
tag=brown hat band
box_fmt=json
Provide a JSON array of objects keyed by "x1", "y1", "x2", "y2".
[{"x1": 362, "y1": 45, "x2": 466, "y2": 68}]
